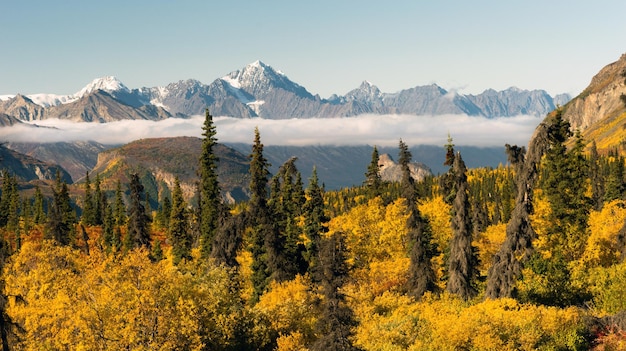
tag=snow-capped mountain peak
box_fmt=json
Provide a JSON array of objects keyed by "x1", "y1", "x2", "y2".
[{"x1": 76, "y1": 76, "x2": 129, "y2": 97}]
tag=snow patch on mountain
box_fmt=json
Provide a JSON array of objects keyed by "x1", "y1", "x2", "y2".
[{"x1": 77, "y1": 76, "x2": 129, "y2": 97}]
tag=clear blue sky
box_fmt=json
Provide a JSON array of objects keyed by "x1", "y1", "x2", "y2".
[{"x1": 1, "y1": 0, "x2": 624, "y2": 98}]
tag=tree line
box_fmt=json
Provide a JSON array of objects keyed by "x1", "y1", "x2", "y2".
[{"x1": 1, "y1": 107, "x2": 626, "y2": 349}]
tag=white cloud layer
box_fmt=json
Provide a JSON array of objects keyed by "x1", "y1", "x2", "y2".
[{"x1": 0, "y1": 114, "x2": 542, "y2": 147}]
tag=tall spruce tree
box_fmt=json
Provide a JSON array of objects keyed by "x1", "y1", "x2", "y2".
[
  {"x1": 310, "y1": 231, "x2": 362, "y2": 351},
  {"x1": 169, "y1": 177, "x2": 191, "y2": 265},
  {"x1": 33, "y1": 186, "x2": 46, "y2": 225},
  {"x1": 589, "y1": 141, "x2": 605, "y2": 210},
  {"x1": 82, "y1": 172, "x2": 96, "y2": 226},
  {"x1": 304, "y1": 167, "x2": 328, "y2": 279},
  {"x1": 267, "y1": 157, "x2": 307, "y2": 281},
  {"x1": 93, "y1": 173, "x2": 104, "y2": 226},
  {"x1": 364, "y1": 146, "x2": 382, "y2": 198},
  {"x1": 211, "y1": 211, "x2": 247, "y2": 267},
  {"x1": 199, "y1": 108, "x2": 221, "y2": 257},
  {"x1": 0, "y1": 172, "x2": 15, "y2": 227},
  {"x1": 46, "y1": 172, "x2": 76, "y2": 246},
  {"x1": 114, "y1": 180, "x2": 126, "y2": 227},
  {"x1": 102, "y1": 201, "x2": 115, "y2": 253},
  {"x1": 485, "y1": 111, "x2": 557, "y2": 299},
  {"x1": 446, "y1": 152, "x2": 479, "y2": 300},
  {"x1": 248, "y1": 127, "x2": 273, "y2": 301},
  {"x1": 124, "y1": 173, "x2": 151, "y2": 251},
  {"x1": 399, "y1": 139, "x2": 438, "y2": 299}
]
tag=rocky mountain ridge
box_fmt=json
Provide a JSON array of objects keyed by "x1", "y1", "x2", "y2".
[{"x1": 0, "y1": 61, "x2": 570, "y2": 122}]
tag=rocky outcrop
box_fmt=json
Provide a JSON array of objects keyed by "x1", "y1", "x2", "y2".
[
  {"x1": 0, "y1": 144, "x2": 71, "y2": 183},
  {"x1": 0, "y1": 94, "x2": 46, "y2": 121},
  {"x1": 378, "y1": 153, "x2": 431, "y2": 182},
  {"x1": 562, "y1": 53, "x2": 626, "y2": 131}
]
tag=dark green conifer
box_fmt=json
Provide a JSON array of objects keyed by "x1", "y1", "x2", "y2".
[
  {"x1": 169, "y1": 177, "x2": 191, "y2": 265},
  {"x1": 304, "y1": 167, "x2": 328, "y2": 279},
  {"x1": 310, "y1": 231, "x2": 362, "y2": 351},
  {"x1": 82, "y1": 172, "x2": 96, "y2": 226},
  {"x1": 93, "y1": 173, "x2": 104, "y2": 226},
  {"x1": 46, "y1": 172, "x2": 76, "y2": 246},
  {"x1": 114, "y1": 180, "x2": 126, "y2": 227},
  {"x1": 248, "y1": 127, "x2": 272, "y2": 301},
  {"x1": 124, "y1": 173, "x2": 151, "y2": 251},
  {"x1": 33, "y1": 186, "x2": 46, "y2": 225},
  {"x1": 446, "y1": 152, "x2": 479, "y2": 300},
  {"x1": 589, "y1": 141, "x2": 605, "y2": 210},
  {"x1": 399, "y1": 139, "x2": 438, "y2": 299},
  {"x1": 102, "y1": 201, "x2": 115, "y2": 253},
  {"x1": 364, "y1": 145, "x2": 382, "y2": 198},
  {"x1": 199, "y1": 108, "x2": 222, "y2": 257},
  {"x1": 211, "y1": 211, "x2": 247, "y2": 267}
]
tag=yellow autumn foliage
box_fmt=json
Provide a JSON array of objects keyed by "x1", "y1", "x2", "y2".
[
  {"x1": 353, "y1": 293, "x2": 588, "y2": 351},
  {"x1": 5, "y1": 241, "x2": 245, "y2": 351},
  {"x1": 255, "y1": 275, "x2": 319, "y2": 343}
]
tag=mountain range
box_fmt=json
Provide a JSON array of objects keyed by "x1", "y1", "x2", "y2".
[
  {"x1": 0, "y1": 61, "x2": 570, "y2": 122},
  {"x1": 6, "y1": 53, "x2": 626, "y2": 199}
]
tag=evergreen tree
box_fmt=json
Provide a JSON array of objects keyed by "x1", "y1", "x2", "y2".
[
  {"x1": 486, "y1": 110, "x2": 569, "y2": 300},
  {"x1": 248, "y1": 127, "x2": 272, "y2": 301},
  {"x1": 211, "y1": 211, "x2": 247, "y2": 267},
  {"x1": 399, "y1": 139, "x2": 438, "y2": 299},
  {"x1": 589, "y1": 141, "x2": 605, "y2": 210},
  {"x1": 169, "y1": 177, "x2": 191, "y2": 265},
  {"x1": 364, "y1": 145, "x2": 382, "y2": 198},
  {"x1": 114, "y1": 180, "x2": 126, "y2": 227},
  {"x1": 304, "y1": 167, "x2": 329, "y2": 279},
  {"x1": 33, "y1": 186, "x2": 46, "y2": 225},
  {"x1": 199, "y1": 108, "x2": 222, "y2": 257},
  {"x1": 446, "y1": 152, "x2": 479, "y2": 300},
  {"x1": 124, "y1": 173, "x2": 151, "y2": 251},
  {"x1": 540, "y1": 125, "x2": 590, "y2": 262},
  {"x1": 102, "y1": 201, "x2": 115, "y2": 253},
  {"x1": 267, "y1": 157, "x2": 307, "y2": 281},
  {"x1": 82, "y1": 172, "x2": 96, "y2": 226},
  {"x1": 0, "y1": 172, "x2": 14, "y2": 227},
  {"x1": 440, "y1": 134, "x2": 456, "y2": 205},
  {"x1": 4, "y1": 174, "x2": 19, "y2": 235},
  {"x1": 310, "y1": 231, "x2": 362, "y2": 351},
  {"x1": 46, "y1": 172, "x2": 76, "y2": 246},
  {"x1": 93, "y1": 173, "x2": 104, "y2": 226},
  {"x1": 21, "y1": 197, "x2": 32, "y2": 238},
  {"x1": 155, "y1": 195, "x2": 172, "y2": 230},
  {"x1": 604, "y1": 154, "x2": 625, "y2": 203}
]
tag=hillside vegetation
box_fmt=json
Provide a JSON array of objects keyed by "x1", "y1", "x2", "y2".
[{"x1": 2, "y1": 53, "x2": 626, "y2": 349}]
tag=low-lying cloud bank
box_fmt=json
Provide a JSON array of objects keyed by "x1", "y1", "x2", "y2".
[{"x1": 0, "y1": 114, "x2": 542, "y2": 147}]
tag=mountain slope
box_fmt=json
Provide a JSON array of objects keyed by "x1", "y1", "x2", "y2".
[
  {"x1": 0, "y1": 62, "x2": 570, "y2": 121},
  {"x1": 7, "y1": 141, "x2": 113, "y2": 182},
  {"x1": 46, "y1": 90, "x2": 173, "y2": 122},
  {"x1": 0, "y1": 144, "x2": 72, "y2": 183},
  {"x1": 560, "y1": 53, "x2": 626, "y2": 151},
  {"x1": 90, "y1": 137, "x2": 250, "y2": 204}
]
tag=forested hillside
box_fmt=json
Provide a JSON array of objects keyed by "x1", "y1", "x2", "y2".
[{"x1": 3, "y1": 104, "x2": 626, "y2": 350}]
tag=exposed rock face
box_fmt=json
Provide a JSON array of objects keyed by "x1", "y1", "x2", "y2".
[
  {"x1": 378, "y1": 153, "x2": 431, "y2": 182},
  {"x1": 0, "y1": 94, "x2": 46, "y2": 121},
  {"x1": 0, "y1": 113, "x2": 23, "y2": 127},
  {"x1": 563, "y1": 53, "x2": 626, "y2": 131},
  {"x1": 7, "y1": 141, "x2": 112, "y2": 182},
  {"x1": 46, "y1": 90, "x2": 172, "y2": 122},
  {"x1": 0, "y1": 144, "x2": 71, "y2": 183}
]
